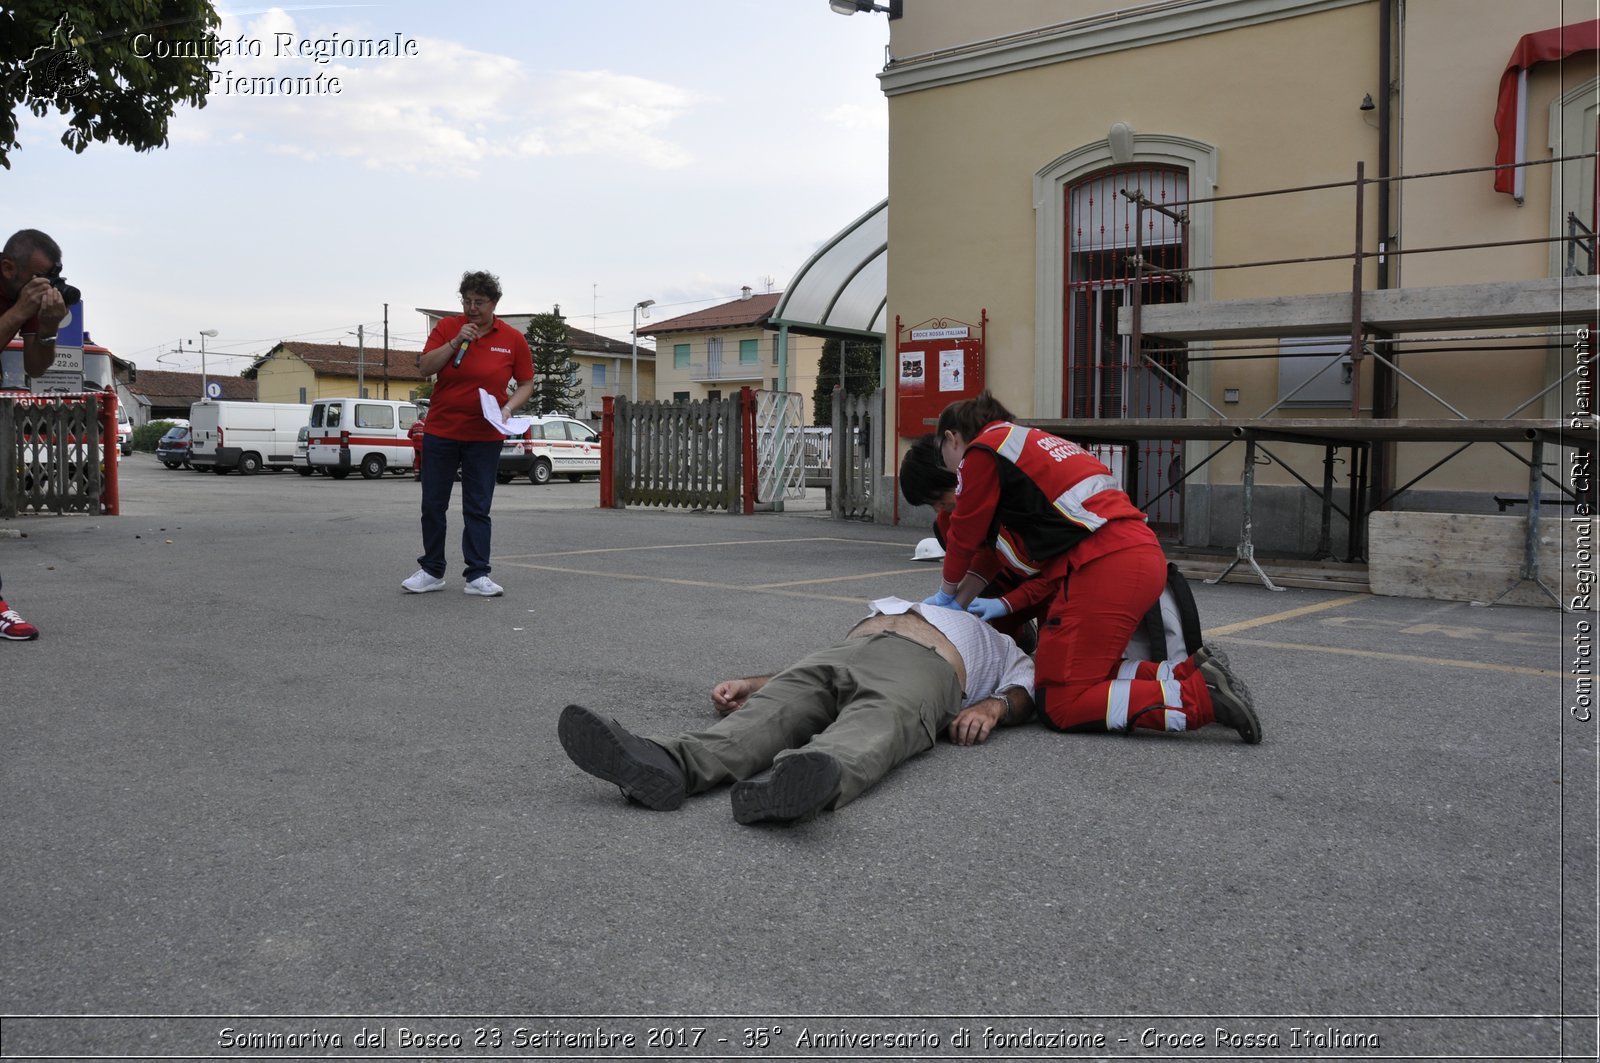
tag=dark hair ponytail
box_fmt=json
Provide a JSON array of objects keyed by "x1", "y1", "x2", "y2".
[{"x1": 936, "y1": 390, "x2": 1016, "y2": 442}]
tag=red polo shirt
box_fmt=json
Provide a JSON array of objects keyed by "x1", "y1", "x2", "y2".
[{"x1": 422, "y1": 314, "x2": 534, "y2": 442}]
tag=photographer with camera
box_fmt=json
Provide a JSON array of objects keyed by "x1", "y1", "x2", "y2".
[
  {"x1": 1, "y1": 229, "x2": 71, "y2": 387},
  {"x1": 0, "y1": 228, "x2": 74, "y2": 640}
]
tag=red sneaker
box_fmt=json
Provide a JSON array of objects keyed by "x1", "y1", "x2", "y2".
[{"x1": 0, "y1": 603, "x2": 40, "y2": 641}]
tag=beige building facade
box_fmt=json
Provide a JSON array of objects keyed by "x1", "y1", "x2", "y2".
[
  {"x1": 879, "y1": 0, "x2": 1598, "y2": 551},
  {"x1": 642, "y1": 293, "x2": 829, "y2": 424},
  {"x1": 250, "y1": 342, "x2": 426, "y2": 405}
]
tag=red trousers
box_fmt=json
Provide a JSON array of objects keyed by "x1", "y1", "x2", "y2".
[{"x1": 1035, "y1": 541, "x2": 1215, "y2": 733}]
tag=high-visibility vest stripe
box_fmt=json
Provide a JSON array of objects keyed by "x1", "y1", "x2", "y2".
[
  {"x1": 994, "y1": 533, "x2": 1041, "y2": 576},
  {"x1": 995, "y1": 425, "x2": 1029, "y2": 463},
  {"x1": 1051, "y1": 473, "x2": 1120, "y2": 531}
]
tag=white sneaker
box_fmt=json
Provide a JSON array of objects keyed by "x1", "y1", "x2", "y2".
[
  {"x1": 463, "y1": 575, "x2": 504, "y2": 597},
  {"x1": 401, "y1": 569, "x2": 446, "y2": 593}
]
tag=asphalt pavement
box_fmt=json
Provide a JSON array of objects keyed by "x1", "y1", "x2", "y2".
[{"x1": 1, "y1": 456, "x2": 1593, "y2": 1061}]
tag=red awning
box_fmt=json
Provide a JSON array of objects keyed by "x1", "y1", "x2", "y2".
[{"x1": 1493, "y1": 18, "x2": 1600, "y2": 197}]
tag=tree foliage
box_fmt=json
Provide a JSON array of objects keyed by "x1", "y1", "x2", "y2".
[
  {"x1": 812, "y1": 338, "x2": 882, "y2": 427},
  {"x1": 2, "y1": 1, "x2": 219, "y2": 169},
  {"x1": 524, "y1": 307, "x2": 582, "y2": 417}
]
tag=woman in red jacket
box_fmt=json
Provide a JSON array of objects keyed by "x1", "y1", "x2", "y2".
[
  {"x1": 899, "y1": 433, "x2": 1048, "y2": 651},
  {"x1": 926, "y1": 392, "x2": 1259, "y2": 742}
]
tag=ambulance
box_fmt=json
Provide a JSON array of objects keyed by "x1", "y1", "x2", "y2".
[{"x1": 305, "y1": 397, "x2": 422, "y2": 479}]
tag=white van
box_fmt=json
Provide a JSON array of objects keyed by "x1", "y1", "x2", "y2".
[
  {"x1": 306, "y1": 398, "x2": 421, "y2": 480},
  {"x1": 188, "y1": 401, "x2": 312, "y2": 475}
]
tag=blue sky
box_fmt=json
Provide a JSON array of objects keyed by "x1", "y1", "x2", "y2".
[{"x1": 8, "y1": 1, "x2": 890, "y2": 374}]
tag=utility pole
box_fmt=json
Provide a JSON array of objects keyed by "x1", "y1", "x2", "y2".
[
  {"x1": 382, "y1": 304, "x2": 390, "y2": 399},
  {"x1": 356, "y1": 324, "x2": 365, "y2": 398}
]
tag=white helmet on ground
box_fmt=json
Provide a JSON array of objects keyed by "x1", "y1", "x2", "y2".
[{"x1": 910, "y1": 537, "x2": 945, "y2": 561}]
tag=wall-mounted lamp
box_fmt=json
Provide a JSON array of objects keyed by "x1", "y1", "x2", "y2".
[
  {"x1": 828, "y1": 0, "x2": 900, "y2": 16},
  {"x1": 1360, "y1": 93, "x2": 1375, "y2": 111},
  {"x1": 1108, "y1": 122, "x2": 1135, "y2": 165}
]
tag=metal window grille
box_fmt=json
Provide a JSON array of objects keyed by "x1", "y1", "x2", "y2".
[{"x1": 1065, "y1": 164, "x2": 1190, "y2": 529}]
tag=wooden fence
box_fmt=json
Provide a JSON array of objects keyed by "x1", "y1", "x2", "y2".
[
  {"x1": 608, "y1": 395, "x2": 744, "y2": 512},
  {"x1": 602, "y1": 389, "x2": 883, "y2": 520}
]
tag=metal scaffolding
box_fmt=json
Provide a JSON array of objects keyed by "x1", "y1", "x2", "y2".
[{"x1": 1025, "y1": 153, "x2": 1599, "y2": 603}]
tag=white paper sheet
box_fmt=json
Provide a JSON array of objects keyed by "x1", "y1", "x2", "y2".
[{"x1": 479, "y1": 389, "x2": 533, "y2": 436}]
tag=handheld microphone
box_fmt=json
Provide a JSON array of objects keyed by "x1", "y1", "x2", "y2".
[{"x1": 452, "y1": 336, "x2": 470, "y2": 368}]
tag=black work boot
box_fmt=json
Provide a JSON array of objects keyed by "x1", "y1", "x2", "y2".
[
  {"x1": 1193, "y1": 645, "x2": 1261, "y2": 744},
  {"x1": 558, "y1": 704, "x2": 688, "y2": 810},
  {"x1": 730, "y1": 751, "x2": 842, "y2": 825}
]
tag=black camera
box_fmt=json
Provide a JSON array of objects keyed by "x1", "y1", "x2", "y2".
[{"x1": 43, "y1": 265, "x2": 80, "y2": 307}]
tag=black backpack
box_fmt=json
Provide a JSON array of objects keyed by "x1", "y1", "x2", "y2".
[{"x1": 1122, "y1": 562, "x2": 1204, "y2": 664}]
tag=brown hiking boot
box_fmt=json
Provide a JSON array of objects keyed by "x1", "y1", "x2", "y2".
[{"x1": 1194, "y1": 645, "x2": 1261, "y2": 744}]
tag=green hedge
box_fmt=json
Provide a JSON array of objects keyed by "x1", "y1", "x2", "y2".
[{"x1": 133, "y1": 420, "x2": 181, "y2": 452}]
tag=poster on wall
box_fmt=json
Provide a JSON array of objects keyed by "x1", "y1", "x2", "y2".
[
  {"x1": 939, "y1": 349, "x2": 965, "y2": 392},
  {"x1": 898, "y1": 350, "x2": 926, "y2": 392}
]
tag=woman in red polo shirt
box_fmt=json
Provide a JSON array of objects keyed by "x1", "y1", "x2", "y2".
[
  {"x1": 401, "y1": 270, "x2": 534, "y2": 598},
  {"x1": 925, "y1": 392, "x2": 1260, "y2": 742}
]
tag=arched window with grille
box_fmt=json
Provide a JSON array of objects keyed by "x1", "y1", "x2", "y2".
[{"x1": 1064, "y1": 164, "x2": 1189, "y2": 528}]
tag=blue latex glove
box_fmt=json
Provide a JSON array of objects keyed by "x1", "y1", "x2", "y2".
[
  {"x1": 922, "y1": 590, "x2": 959, "y2": 610},
  {"x1": 967, "y1": 597, "x2": 1009, "y2": 622}
]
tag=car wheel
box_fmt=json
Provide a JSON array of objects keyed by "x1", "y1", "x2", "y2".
[
  {"x1": 529, "y1": 459, "x2": 552, "y2": 485},
  {"x1": 213, "y1": 465, "x2": 230, "y2": 474},
  {"x1": 163, "y1": 460, "x2": 180, "y2": 469},
  {"x1": 567, "y1": 474, "x2": 583, "y2": 483},
  {"x1": 330, "y1": 468, "x2": 350, "y2": 480},
  {"x1": 359, "y1": 454, "x2": 385, "y2": 479},
  {"x1": 296, "y1": 466, "x2": 313, "y2": 477},
  {"x1": 239, "y1": 452, "x2": 263, "y2": 475},
  {"x1": 496, "y1": 472, "x2": 514, "y2": 484}
]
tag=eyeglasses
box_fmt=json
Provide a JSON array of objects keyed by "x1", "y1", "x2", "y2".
[{"x1": 461, "y1": 296, "x2": 494, "y2": 308}]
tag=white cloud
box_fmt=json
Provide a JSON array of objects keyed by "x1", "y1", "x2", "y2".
[
  {"x1": 182, "y1": 9, "x2": 701, "y2": 173},
  {"x1": 534, "y1": 70, "x2": 702, "y2": 170}
]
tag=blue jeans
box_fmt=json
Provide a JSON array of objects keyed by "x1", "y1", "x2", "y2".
[{"x1": 418, "y1": 435, "x2": 502, "y2": 582}]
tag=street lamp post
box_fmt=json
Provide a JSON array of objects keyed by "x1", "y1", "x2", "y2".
[
  {"x1": 199, "y1": 329, "x2": 218, "y2": 400},
  {"x1": 630, "y1": 299, "x2": 654, "y2": 401}
]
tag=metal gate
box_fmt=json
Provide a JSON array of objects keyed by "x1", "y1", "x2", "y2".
[
  {"x1": 1065, "y1": 164, "x2": 1189, "y2": 530},
  {"x1": 754, "y1": 389, "x2": 805, "y2": 502},
  {"x1": 831, "y1": 387, "x2": 882, "y2": 521}
]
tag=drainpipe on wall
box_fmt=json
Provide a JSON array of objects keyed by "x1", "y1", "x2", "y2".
[{"x1": 1370, "y1": 0, "x2": 1398, "y2": 528}]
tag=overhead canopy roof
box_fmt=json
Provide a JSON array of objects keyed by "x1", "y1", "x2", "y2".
[{"x1": 769, "y1": 199, "x2": 887, "y2": 340}]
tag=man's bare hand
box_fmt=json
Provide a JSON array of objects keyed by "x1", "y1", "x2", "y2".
[
  {"x1": 11, "y1": 277, "x2": 57, "y2": 321},
  {"x1": 711, "y1": 679, "x2": 755, "y2": 715},
  {"x1": 948, "y1": 699, "x2": 1006, "y2": 745},
  {"x1": 33, "y1": 282, "x2": 66, "y2": 330}
]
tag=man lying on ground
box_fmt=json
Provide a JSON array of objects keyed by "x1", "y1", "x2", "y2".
[{"x1": 558, "y1": 596, "x2": 1034, "y2": 826}]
